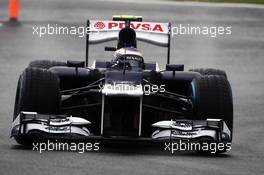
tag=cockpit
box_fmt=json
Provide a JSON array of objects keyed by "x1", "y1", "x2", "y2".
[{"x1": 111, "y1": 47, "x2": 144, "y2": 69}]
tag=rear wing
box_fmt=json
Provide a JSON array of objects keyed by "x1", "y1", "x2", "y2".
[{"x1": 85, "y1": 20, "x2": 171, "y2": 66}]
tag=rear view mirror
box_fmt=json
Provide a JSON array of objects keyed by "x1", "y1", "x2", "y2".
[
  {"x1": 105, "y1": 46, "x2": 117, "y2": 51},
  {"x1": 67, "y1": 61, "x2": 85, "y2": 67},
  {"x1": 166, "y1": 64, "x2": 184, "y2": 71}
]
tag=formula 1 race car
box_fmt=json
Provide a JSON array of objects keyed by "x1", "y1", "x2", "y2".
[{"x1": 11, "y1": 16, "x2": 233, "y2": 153}]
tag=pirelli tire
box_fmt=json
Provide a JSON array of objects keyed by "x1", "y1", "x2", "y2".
[
  {"x1": 28, "y1": 60, "x2": 66, "y2": 69},
  {"x1": 189, "y1": 68, "x2": 227, "y2": 79},
  {"x1": 14, "y1": 67, "x2": 60, "y2": 119},
  {"x1": 190, "y1": 75, "x2": 233, "y2": 140},
  {"x1": 13, "y1": 68, "x2": 60, "y2": 145}
]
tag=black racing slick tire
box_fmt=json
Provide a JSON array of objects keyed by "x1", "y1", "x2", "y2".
[
  {"x1": 13, "y1": 68, "x2": 60, "y2": 120},
  {"x1": 28, "y1": 60, "x2": 66, "y2": 69},
  {"x1": 13, "y1": 68, "x2": 60, "y2": 145},
  {"x1": 189, "y1": 68, "x2": 227, "y2": 79},
  {"x1": 190, "y1": 75, "x2": 233, "y2": 138}
]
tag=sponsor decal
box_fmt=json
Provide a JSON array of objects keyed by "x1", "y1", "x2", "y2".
[
  {"x1": 94, "y1": 21, "x2": 105, "y2": 30},
  {"x1": 108, "y1": 22, "x2": 164, "y2": 32},
  {"x1": 93, "y1": 21, "x2": 164, "y2": 32}
]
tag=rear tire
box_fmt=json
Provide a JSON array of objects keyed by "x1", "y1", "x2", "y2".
[
  {"x1": 190, "y1": 75, "x2": 233, "y2": 139},
  {"x1": 189, "y1": 68, "x2": 227, "y2": 79},
  {"x1": 28, "y1": 60, "x2": 66, "y2": 69},
  {"x1": 13, "y1": 68, "x2": 60, "y2": 145}
]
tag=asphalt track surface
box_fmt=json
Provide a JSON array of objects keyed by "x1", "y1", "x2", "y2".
[{"x1": 0, "y1": 0, "x2": 264, "y2": 175}]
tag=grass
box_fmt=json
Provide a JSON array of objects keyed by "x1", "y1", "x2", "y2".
[{"x1": 174, "y1": 0, "x2": 264, "y2": 4}]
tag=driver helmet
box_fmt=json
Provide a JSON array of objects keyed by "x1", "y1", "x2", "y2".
[{"x1": 112, "y1": 47, "x2": 144, "y2": 64}]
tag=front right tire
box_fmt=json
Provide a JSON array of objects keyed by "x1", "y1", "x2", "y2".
[
  {"x1": 28, "y1": 60, "x2": 66, "y2": 69},
  {"x1": 13, "y1": 68, "x2": 60, "y2": 145}
]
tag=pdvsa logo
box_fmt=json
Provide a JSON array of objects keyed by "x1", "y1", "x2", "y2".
[
  {"x1": 94, "y1": 22, "x2": 105, "y2": 30},
  {"x1": 108, "y1": 22, "x2": 164, "y2": 32}
]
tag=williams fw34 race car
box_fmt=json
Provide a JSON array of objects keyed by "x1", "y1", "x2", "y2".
[{"x1": 11, "y1": 16, "x2": 233, "y2": 153}]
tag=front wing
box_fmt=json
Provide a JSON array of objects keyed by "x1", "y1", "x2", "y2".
[{"x1": 11, "y1": 112, "x2": 231, "y2": 144}]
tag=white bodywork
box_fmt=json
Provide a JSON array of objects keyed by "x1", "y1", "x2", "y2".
[
  {"x1": 12, "y1": 112, "x2": 91, "y2": 137},
  {"x1": 89, "y1": 20, "x2": 170, "y2": 47},
  {"x1": 151, "y1": 119, "x2": 231, "y2": 141}
]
